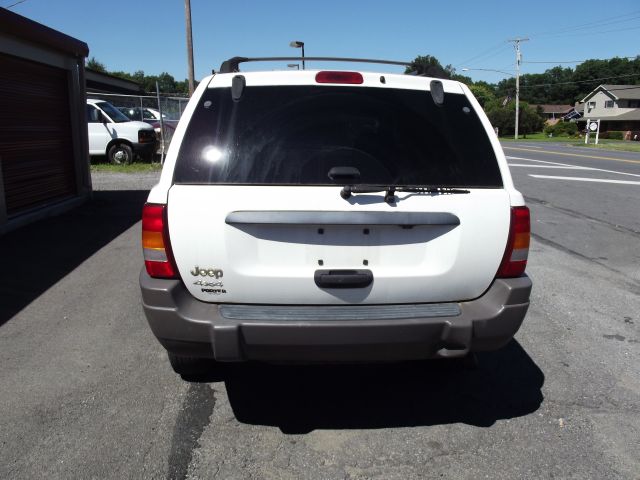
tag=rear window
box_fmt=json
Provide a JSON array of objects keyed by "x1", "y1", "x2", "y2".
[{"x1": 173, "y1": 85, "x2": 502, "y2": 187}]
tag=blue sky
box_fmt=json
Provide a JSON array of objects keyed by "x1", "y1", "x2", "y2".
[{"x1": 5, "y1": 0, "x2": 640, "y2": 84}]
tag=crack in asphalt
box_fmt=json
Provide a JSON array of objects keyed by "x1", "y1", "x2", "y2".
[
  {"x1": 167, "y1": 383, "x2": 216, "y2": 480},
  {"x1": 531, "y1": 233, "x2": 640, "y2": 293},
  {"x1": 544, "y1": 398, "x2": 640, "y2": 415},
  {"x1": 525, "y1": 195, "x2": 640, "y2": 237}
]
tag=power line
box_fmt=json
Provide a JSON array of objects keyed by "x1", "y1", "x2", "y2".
[
  {"x1": 542, "y1": 14, "x2": 640, "y2": 37},
  {"x1": 458, "y1": 41, "x2": 508, "y2": 65},
  {"x1": 524, "y1": 55, "x2": 639, "y2": 65},
  {"x1": 4, "y1": 0, "x2": 28, "y2": 7},
  {"x1": 525, "y1": 9, "x2": 640, "y2": 39},
  {"x1": 519, "y1": 73, "x2": 640, "y2": 89},
  {"x1": 538, "y1": 23, "x2": 640, "y2": 40},
  {"x1": 456, "y1": 9, "x2": 640, "y2": 78},
  {"x1": 524, "y1": 61, "x2": 588, "y2": 64}
]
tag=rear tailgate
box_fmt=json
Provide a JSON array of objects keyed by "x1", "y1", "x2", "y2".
[
  {"x1": 165, "y1": 72, "x2": 511, "y2": 305},
  {"x1": 168, "y1": 186, "x2": 510, "y2": 304}
]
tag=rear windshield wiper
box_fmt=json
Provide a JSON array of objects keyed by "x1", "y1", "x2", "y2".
[{"x1": 340, "y1": 185, "x2": 470, "y2": 203}]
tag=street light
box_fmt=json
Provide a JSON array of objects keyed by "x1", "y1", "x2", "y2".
[
  {"x1": 287, "y1": 63, "x2": 300, "y2": 70},
  {"x1": 289, "y1": 40, "x2": 305, "y2": 70}
]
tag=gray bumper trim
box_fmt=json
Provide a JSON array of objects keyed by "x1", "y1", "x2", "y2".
[
  {"x1": 225, "y1": 210, "x2": 460, "y2": 226},
  {"x1": 140, "y1": 270, "x2": 532, "y2": 362},
  {"x1": 219, "y1": 303, "x2": 461, "y2": 321}
]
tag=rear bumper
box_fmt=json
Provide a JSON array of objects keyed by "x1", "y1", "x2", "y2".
[{"x1": 140, "y1": 270, "x2": 531, "y2": 362}]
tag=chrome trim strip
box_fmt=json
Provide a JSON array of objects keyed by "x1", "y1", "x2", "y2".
[{"x1": 219, "y1": 303, "x2": 461, "y2": 321}]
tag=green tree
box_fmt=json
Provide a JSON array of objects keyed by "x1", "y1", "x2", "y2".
[
  {"x1": 405, "y1": 55, "x2": 450, "y2": 79},
  {"x1": 573, "y1": 57, "x2": 640, "y2": 99},
  {"x1": 485, "y1": 100, "x2": 544, "y2": 137},
  {"x1": 469, "y1": 83, "x2": 496, "y2": 107},
  {"x1": 90, "y1": 66, "x2": 191, "y2": 95},
  {"x1": 519, "y1": 102, "x2": 545, "y2": 137},
  {"x1": 495, "y1": 56, "x2": 640, "y2": 105},
  {"x1": 109, "y1": 70, "x2": 135, "y2": 82},
  {"x1": 86, "y1": 57, "x2": 106, "y2": 73},
  {"x1": 485, "y1": 99, "x2": 512, "y2": 136}
]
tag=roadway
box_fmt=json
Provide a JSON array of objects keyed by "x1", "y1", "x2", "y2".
[
  {"x1": 503, "y1": 142, "x2": 640, "y2": 283},
  {"x1": 0, "y1": 145, "x2": 638, "y2": 479}
]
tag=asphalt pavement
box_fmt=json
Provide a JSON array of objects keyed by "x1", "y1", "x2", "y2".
[{"x1": 1, "y1": 145, "x2": 639, "y2": 479}]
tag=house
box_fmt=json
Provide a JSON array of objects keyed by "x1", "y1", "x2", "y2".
[
  {"x1": 577, "y1": 84, "x2": 640, "y2": 132},
  {"x1": 0, "y1": 8, "x2": 91, "y2": 234},
  {"x1": 530, "y1": 104, "x2": 574, "y2": 125}
]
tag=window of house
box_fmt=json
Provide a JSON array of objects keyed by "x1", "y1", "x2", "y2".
[
  {"x1": 587, "y1": 101, "x2": 596, "y2": 112},
  {"x1": 604, "y1": 100, "x2": 614, "y2": 108}
]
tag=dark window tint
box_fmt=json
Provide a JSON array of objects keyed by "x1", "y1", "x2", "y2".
[
  {"x1": 86, "y1": 105, "x2": 100, "y2": 123},
  {"x1": 96, "y1": 101, "x2": 130, "y2": 123},
  {"x1": 173, "y1": 86, "x2": 502, "y2": 187}
]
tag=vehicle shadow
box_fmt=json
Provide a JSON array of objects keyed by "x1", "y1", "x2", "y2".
[
  {"x1": 212, "y1": 340, "x2": 543, "y2": 433},
  {"x1": 0, "y1": 190, "x2": 147, "y2": 328}
]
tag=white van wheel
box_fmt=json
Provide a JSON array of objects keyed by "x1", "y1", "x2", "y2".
[{"x1": 108, "y1": 143, "x2": 133, "y2": 165}]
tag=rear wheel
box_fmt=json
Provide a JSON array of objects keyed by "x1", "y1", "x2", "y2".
[
  {"x1": 168, "y1": 352, "x2": 213, "y2": 378},
  {"x1": 458, "y1": 352, "x2": 479, "y2": 370},
  {"x1": 108, "y1": 143, "x2": 133, "y2": 165}
]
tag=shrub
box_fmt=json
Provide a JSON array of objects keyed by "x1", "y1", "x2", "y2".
[
  {"x1": 544, "y1": 122, "x2": 578, "y2": 137},
  {"x1": 606, "y1": 130, "x2": 624, "y2": 140}
]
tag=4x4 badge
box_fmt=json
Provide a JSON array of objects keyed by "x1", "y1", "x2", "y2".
[
  {"x1": 190, "y1": 266, "x2": 224, "y2": 278},
  {"x1": 194, "y1": 280, "x2": 224, "y2": 287}
]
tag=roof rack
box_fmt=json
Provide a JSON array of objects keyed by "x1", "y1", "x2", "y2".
[{"x1": 218, "y1": 56, "x2": 412, "y2": 74}]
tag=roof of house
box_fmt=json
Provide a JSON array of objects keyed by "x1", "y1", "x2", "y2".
[
  {"x1": 611, "y1": 109, "x2": 640, "y2": 121},
  {"x1": 577, "y1": 108, "x2": 640, "y2": 122},
  {"x1": 581, "y1": 84, "x2": 640, "y2": 102},
  {"x1": 0, "y1": 7, "x2": 88, "y2": 58},
  {"x1": 531, "y1": 104, "x2": 573, "y2": 114}
]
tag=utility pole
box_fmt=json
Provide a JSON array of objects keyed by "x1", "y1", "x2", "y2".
[
  {"x1": 508, "y1": 37, "x2": 529, "y2": 140},
  {"x1": 185, "y1": 0, "x2": 195, "y2": 96}
]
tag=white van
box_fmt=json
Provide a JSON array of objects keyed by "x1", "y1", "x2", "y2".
[{"x1": 86, "y1": 99, "x2": 156, "y2": 164}]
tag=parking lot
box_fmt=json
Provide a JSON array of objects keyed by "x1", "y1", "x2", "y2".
[{"x1": 1, "y1": 143, "x2": 639, "y2": 479}]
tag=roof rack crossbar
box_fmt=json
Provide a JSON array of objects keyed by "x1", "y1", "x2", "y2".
[{"x1": 218, "y1": 56, "x2": 412, "y2": 74}]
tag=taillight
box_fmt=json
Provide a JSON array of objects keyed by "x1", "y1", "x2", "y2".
[
  {"x1": 315, "y1": 71, "x2": 364, "y2": 84},
  {"x1": 496, "y1": 206, "x2": 530, "y2": 278},
  {"x1": 142, "y1": 203, "x2": 179, "y2": 278}
]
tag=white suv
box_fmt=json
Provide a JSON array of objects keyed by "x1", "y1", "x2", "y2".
[
  {"x1": 139, "y1": 57, "x2": 532, "y2": 377},
  {"x1": 86, "y1": 99, "x2": 156, "y2": 164}
]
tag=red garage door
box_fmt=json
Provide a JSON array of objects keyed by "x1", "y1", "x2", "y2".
[{"x1": 0, "y1": 53, "x2": 77, "y2": 216}]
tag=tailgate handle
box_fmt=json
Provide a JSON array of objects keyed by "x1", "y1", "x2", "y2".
[{"x1": 314, "y1": 269, "x2": 373, "y2": 289}]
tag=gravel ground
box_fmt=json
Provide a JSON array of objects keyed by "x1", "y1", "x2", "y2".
[{"x1": 90, "y1": 170, "x2": 162, "y2": 192}]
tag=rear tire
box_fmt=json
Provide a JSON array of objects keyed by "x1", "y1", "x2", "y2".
[
  {"x1": 108, "y1": 143, "x2": 133, "y2": 165},
  {"x1": 459, "y1": 352, "x2": 479, "y2": 370},
  {"x1": 168, "y1": 352, "x2": 213, "y2": 378}
]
